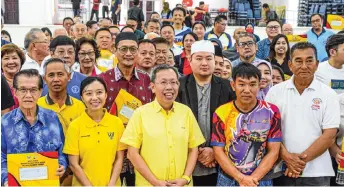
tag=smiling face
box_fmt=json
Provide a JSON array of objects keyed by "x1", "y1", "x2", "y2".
[
  {"x1": 81, "y1": 80, "x2": 107, "y2": 112},
  {"x1": 266, "y1": 21, "x2": 281, "y2": 39},
  {"x1": 2, "y1": 52, "x2": 22, "y2": 77},
  {"x1": 222, "y1": 59, "x2": 232, "y2": 80},
  {"x1": 274, "y1": 37, "x2": 288, "y2": 56},
  {"x1": 172, "y1": 10, "x2": 185, "y2": 25},
  {"x1": 78, "y1": 43, "x2": 96, "y2": 69},
  {"x1": 257, "y1": 63, "x2": 272, "y2": 89},
  {"x1": 95, "y1": 30, "x2": 112, "y2": 50},
  {"x1": 15, "y1": 76, "x2": 42, "y2": 110},
  {"x1": 115, "y1": 40, "x2": 138, "y2": 67}
]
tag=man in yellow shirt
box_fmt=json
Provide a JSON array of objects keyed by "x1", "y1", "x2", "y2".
[
  {"x1": 120, "y1": 64, "x2": 205, "y2": 186},
  {"x1": 95, "y1": 28, "x2": 118, "y2": 71}
]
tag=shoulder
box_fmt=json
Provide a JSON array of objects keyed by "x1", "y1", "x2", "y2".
[
  {"x1": 260, "y1": 100, "x2": 280, "y2": 113},
  {"x1": 38, "y1": 106, "x2": 59, "y2": 120},
  {"x1": 214, "y1": 102, "x2": 235, "y2": 119},
  {"x1": 178, "y1": 74, "x2": 191, "y2": 85},
  {"x1": 74, "y1": 71, "x2": 87, "y2": 79},
  {"x1": 214, "y1": 75, "x2": 231, "y2": 86},
  {"x1": 99, "y1": 68, "x2": 114, "y2": 79},
  {"x1": 2, "y1": 108, "x2": 17, "y2": 124},
  {"x1": 268, "y1": 80, "x2": 289, "y2": 94},
  {"x1": 316, "y1": 79, "x2": 337, "y2": 97}
]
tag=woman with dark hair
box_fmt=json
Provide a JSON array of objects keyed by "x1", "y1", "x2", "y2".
[
  {"x1": 179, "y1": 32, "x2": 198, "y2": 75},
  {"x1": 266, "y1": 34, "x2": 293, "y2": 79},
  {"x1": 1, "y1": 30, "x2": 12, "y2": 43},
  {"x1": 272, "y1": 65, "x2": 285, "y2": 85},
  {"x1": 74, "y1": 37, "x2": 102, "y2": 76},
  {"x1": 192, "y1": 21, "x2": 206, "y2": 41},
  {"x1": 41, "y1": 27, "x2": 53, "y2": 41}
]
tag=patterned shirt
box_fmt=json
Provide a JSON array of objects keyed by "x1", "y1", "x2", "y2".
[
  {"x1": 204, "y1": 29, "x2": 233, "y2": 50},
  {"x1": 210, "y1": 100, "x2": 282, "y2": 175},
  {"x1": 1, "y1": 107, "x2": 67, "y2": 185},
  {"x1": 256, "y1": 38, "x2": 271, "y2": 60}
]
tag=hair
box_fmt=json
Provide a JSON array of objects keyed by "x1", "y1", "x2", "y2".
[
  {"x1": 310, "y1": 13, "x2": 324, "y2": 21},
  {"x1": 49, "y1": 35, "x2": 75, "y2": 52},
  {"x1": 41, "y1": 27, "x2": 52, "y2": 38},
  {"x1": 272, "y1": 65, "x2": 285, "y2": 81},
  {"x1": 150, "y1": 64, "x2": 179, "y2": 82},
  {"x1": 24, "y1": 28, "x2": 44, "y2": 50},
  {"x1": 138, "y1": 39, "x2": 156, "y2": 49},
  {"x1": 214, "y1": 15, "x2": 227, "y2": 26},
  {"x1": 192, "y1": 21, "x2": 206, "y2": 31},
  {"x1": 262, "y1": 3, "x2": 269, "y2": 9},
  {"x1": 290, "y1": 42, "x2": 318, "y2": 60},
  {"x1": 150, "y1": 12, "x2": 160, "y2": 18},
  {"x1": 144, "y1": 32, "x2": 160, "y2": 39},
  {"x1": 325, "y1": 34, "x2": 344, "y2": 57},
  {"x1": 121, "y1": 26, "x2": 135, "y2": 32},
  {"x1": 266, "y1": 19, "x2": 281, "y2": 27},
  {"x1": 75, "y1": 37, "x2": 100, "y2": 62},
  {"x1": 176, "y1": 3, "x2": 182, "y2": 7},
  {"x1": 268, "y1": 34, "x2": 290, "y2": 61},
  {"x1": 172, "y1": 7, "x2": 186, "y2": 17},
  {"x1": 199, "y1": 1, "x2": 205, "y2": 5},
  {"x1": 152, "y1": 37, "x2": 169, "y2": 46},
  {"x1": 63, "y1": 17, "x2": 74, "y2": 25},
  {"x1": 237, "y1": 32, "x2": 257, "y2": 44},
  {"x1": 80, "y1": 77, "x2": 108, "y2": 96},
  {"x1": 338, "y1": 30, "x2": 344, "y2": 34},
  {"x1": 232, "y1": 63, "x2": 261, "y2": 82},
  {"x1": 13, "y1": 69, "x2": 44, "y2": 89},
  {"x1": 133, "y1": 0, "x2": 140, "y2": 6},
  {"x1": 160, "y1": 24, "x2": 175, "y2": 34},
  {"x1": 43, "y1": 58, "x2": 71, "y2": 75},
  {"x1": 182, "y1": 32, "x2": 198, "y2": 46},
  {"x1": 1, "y1": 30, "x2": 12, "y2": 42},
  {"x1": 127, "y1": 16, "x2": 138, "y2": 22},
  {"x1": 144, "y1": 19, "x2": 161, "y2": 28},
  {"x1": 1, "y1": 44, "x2": 26, "y2": 67},
  {"x1": 109, "y1": 25, "x2": 120, "y2": 30},
  {"x1": 86, "y1": 20, "x2": 98, "y2": 29},
  {"x1": 94, "y1": 28, "x2": 111, "y2": 39}
]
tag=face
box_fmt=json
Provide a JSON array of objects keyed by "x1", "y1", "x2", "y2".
[
  {"x1": 193, "y1": 24, "x2": 205, "y2": 40},
  {"x1": 88, "y1": 23, "x2": 99, "y2": 37},
  {"x1": 311, "y1": 15, "x2": 323, "y2": 31},
  {"x1": 73, "y1": 23, "x2": 87, "y2": 39},
  {"x1": 257, "y1": 63, "x2": 272, "y2": 89},
  {"x1": 214, "y1": 56, "x2": 224, "y2": 77},
  {"x1": 32, "y1": 32, "x2": 50, "y2": 57},
  {"x1": 95, "y1": 30, "x2": 112, "y2": 50},
  {"x1": 215, "y1": 19, "x2": 227, "y2": 33},
  {"x1": 52, "y1": 45, "x2": 75, "y2": 68},
  {"x1": 274, "y1": 37, "x2": 288, "y2": 55},
  {"x1": 1, "y1": 34, "x2": 10, "y2": 42},
  {"x1": 172, "y1": 10, "x2": 185, "y2": 25},
  {"x1": 15, "y1": 76, "x2": 42, "y2": 110},
  {"x1": 63, "y1": 19, "x2": 73, "y2": 31},
  {"x1": 150, "y1": 69, "x2": 179, "y2": 108},
  {"x1": 145, "y1": 22, "x2": 160, "y2": 35},
  {"x1": 81, "y1": 81, "x2": 107, "y2": 111},
  {"x1": 100, "y1": 20, "x2": 111, "y2": 28},
  {"x1": 151, "y1": 13, "x2": 160, "y2": 21},
  {"x1": 331, "y1": 44, "x2": 344, "y2": 65},
  {"x1": 155, "y1": 43, "x2": 169, "y2": 65},
  {"x1": 231, "y1": 76, "x2": 259, "y2": 105},
  {"x1": 237, "y1": 36, "x2": 257, "y2": 60},
  {"x1": 167, "y1": 50, "x2": 175, "y2": 67},
  {"x1": 190, "y1": 52, "x2": 215, "y2": 77},
  {"x1": 126, "y1": 20, "x2": 138, "y2": 31},
  {"x1": 289, "y1": 48, "x2": 319, "y2": 80},
  {"x1": 44, "y1": 31, "x2": 51, "y2": 41},
  {"x1": 246, "y1": 25, "x2": 253, "y2": 30},
  {"x1": 116, "y1": 40, "x2": 138, "y2": 67},
  {"x1": 109, "y1": 27, "x2": 120, "y2": 41},
  {"x1": 200, "y1": 4, "x2": 205, "y2": 9},
  {"x1": 222, "y1": 60, "x2": 232, "y2": 80},
  {"x1": 266, "y1": 21, "x2": 281, "y2": 39},
  {"x1": 233, "y1": 28, "x2": 246, "y2": 41},
  {"x1": 272, "y1": 69, "x2": 283, "y2": 85},
  {"x1": 137, "y1": 42, "x2": 156, "y2": 69},
  {"x1": 183, "y1": 34, "x2": 196, "y2": 51},
  {"x1": 78, "y1": 43, "x2": 96, "y2": 69},
  {"x1": 2, "y1": 52, "x2": 22, "y2": 76},
  {"x1": 44, "y1": 62, "x2": 70, "y2": 93},
  {"x1": 161, "y1": 26, "x2": 174, "y2": 45},
  {"x1": 282, "y1": 24, "x2": 293, "y2": 35}
]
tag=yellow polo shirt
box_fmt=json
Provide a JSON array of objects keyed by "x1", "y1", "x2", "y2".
[
  {"x1": 120, "y1": 100, "x2": 205, "y2": 186},
  {"x1": 37, "y1": 94, "x2": 85, "y2": 134},
  {"x1": 63, "y1": 110, "x2": 127, "y2": 186}
]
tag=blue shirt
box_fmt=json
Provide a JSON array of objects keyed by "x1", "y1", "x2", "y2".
[
  {"x1": 232, "y1": 57, "x2": 264, "y2": 68},
  {"x1": 204, "y1": 29, "x2": 233, "y2": 50},
  {"x1": 307, "y1": 28, "x2": 334, "y2": 62},
  {"x1": 42, "y1": 71, "x2": 86, "y2": 100},
  {"x1": 174, "y1": 26, "x2": 191, "y2": 47},
  {"x1": 1, "y1": 107, "x2": 67, "y2": 185},
  {"x1": 256, "y1": 38, "x2": 271, "y2": 60}
]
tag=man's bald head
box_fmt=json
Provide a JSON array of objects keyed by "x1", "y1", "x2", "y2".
[
  {"x1": 53, "y1": 28, "x2": 68, "y2": 38},
  {"x1": 233, "y1": 28, "x2": 247, "y2": 42},
  {"x1": 282, "y1": 23, "x2": 293, "y2": 35}
]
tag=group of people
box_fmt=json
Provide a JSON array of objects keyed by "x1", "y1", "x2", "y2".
[{"x1": 1, "y1": 1, "x2": 344, "y2": 186}]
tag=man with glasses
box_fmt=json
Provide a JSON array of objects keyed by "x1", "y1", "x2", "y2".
[
  {"x1": 126, "y1": 17, "x2": 145, "y2": 40},
  {"x1": 21, "y1": 28, "x2": 50, "y2": 75},
  {"x1": 223, "y1": 28, "x2": 246, "y2": 61},
  {"x1": 72, "y1": 22, "x2": 87, "y2": 40},
  {"x1": 282, "y1": 23, "x2": 293, "y2": 35},
  {"x1": 94, "y1": 28, "x2": 117, "y2": 72},
  {"x1": 1, "y1": 69, "x2": 67, "y2": 187},
  {"x1": 307, "y1": 14, "x2": 334, "y2": 62},
  {"x1": 256, "y1": 19, "x2": 281, "y2": 60},
  {"x1": 204, "y1": 15, "x2": 232, "y2": 50}
]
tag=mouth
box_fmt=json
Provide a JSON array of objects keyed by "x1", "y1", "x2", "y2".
[
  {"x1": 90, "y1": 101, "x2": 102, "y2": 108},
  {"x1": 163, "y1": 92, "x2": 174, "y2": 100}
]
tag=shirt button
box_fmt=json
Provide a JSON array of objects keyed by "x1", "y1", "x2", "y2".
[
  {"x1": 98, "y1": 132, "x2": 100, "y2": 134},
  {"x1": 98, "y1": 140, "x2": 100, "y2": 143}
]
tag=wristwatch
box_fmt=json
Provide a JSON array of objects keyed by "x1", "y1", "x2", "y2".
[{"x1": 182, "y1": 175, "x2": 191, "y2": 185}]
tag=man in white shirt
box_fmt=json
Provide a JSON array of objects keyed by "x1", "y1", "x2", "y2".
[
  {"x1": 315, "y1": 34, "x2": 344, "y2": 94},
  {"x1": 21, "y1": 28, "x2": 50, "y2": 75},
  {"x1": 265, "y1": 42, "x2": 340, "y2": 186}
]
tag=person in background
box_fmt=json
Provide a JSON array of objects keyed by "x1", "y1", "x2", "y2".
[
  {"x1": 222, "y1": 28, "x2": 246, "y2": 62},
  {"x1": 259, "y1": 3, "x2": 278, "y2": 26},
  {"x1": 161, "y1": 2, "x2": 172, "y2": 25},
  {"x1": 102, "y1": 0, "x2": 110, "y2": 18},
  {"x1": 126, "y1": 17, "x2": 145, "y2": 40},
  {"x1": 1, "y1": 30, "x2": 11, "y2": 43},
  {"x1": 160, "y1": 24, "x2": 182, "y2": 56},
  {"x1": 194, "y1": 1, "x2": 206, "y2": 22},
  {"x1": 192, "y1": 21, "x2": 206, "y2": 41},
  {"x1": 152, "y1": 37, "x2": 169, "y2": 66},
  {"x1": 272, "y1": 64, "x2": 285, "y2": 85},
  {"x1": 245, "y1": 23, "x2": 260, "y2": 43},
  {"x1": 135, "y1": 39, "x2": 156, "y2": 75},
  {"x1": 266, "y1": 34, "x2": 292, "y2": 79},
  {"x1": 150, "y1": 11, "x2": 161, "y2": 22},
  {"x1": 182, "y1": 3, "x2": 194, "y2": 28},
  {"x1": 144, "y1": 32, "x2": 159, "y2": 40},
  {"x1": 1, "y1": 74, "x2": 15, "y2": 115},
  {"x1": 282, "y1": 23, "x2": 293, "y2": 35},
  {"x1": 222, "y1": 57, "x2": 232, "y2": 80},
  {"x1": 121, "y1": 26, "x2": 135, "y2": 33},
  {"x1": 71, "y1": 0, "x2": 81, "y2": 17},
  {"x1": 167, "y1": 49, "x2": 175, "y2": 67},
  {"x1": 231, "y1": 33, "x2": 262, "y2": 68},
  {"x1": 256, "y1": 60, "x2": 272, "y2": 100},
  {"x1": 94, "y1": 28, "x2": 116, "y2": 72},
  {"x1": 53, "y1": 28, "x2": 68, "y2": 38},
  {"x1": 1, "y1": 69, "x2": 67, "y2": 187},
  {"x1": 75, "y1": 37, "x2": 102, "y2": 76},
  {"x1": 99, "y1": 18, "x2": 112, "y2": 28},
  {"x1": 63, "y1": 17, "x2": 74, "y2": 37},
  {"x1": 204, "y1": 15, "x2": 232, "y2": 50},
  {"x1": 42, "y1": 27, "x2": 52, "y2": 42},
  {"x1": 90, "y1": 0, "x2": 101, "y2": 22},
  {"x1": 212, "y1": 62, "x2": 282, "y2": 187},
  {"x1": 127, "y1": 0, "x2": 144, "y2": 31},
  {"x1": 111, "y1": 0, "x2": 121, "y2": 25},
  {"x1": 178, "y1": 32, "x2": 197, "y2": 75},
  {"x1": 257, "y1": 19, "x2": 281, "y2": 60},
  {"x1": 214, "y1": 45, "x2": 224, "y2": 77},
  {"x1": 86, "y1": 20, "x2": 99, "y2": 39},
  {"x1": 109, "y1": 25, "x2": 120, "y2": 41},
  {"x1": 307, "y1": 14, "x2": 334, "y2": 62},
  {"x1": 143, "y1": 19, "x2": 160, "y2": 35},
  {"x1": 1, "y1": 44, "x2": 25, "y2": 110},
  {"x1": 73, "y1": 15, "x2": 82, "y2": 24},
  {"x1": 72, "y1": 23, "x2": 88, "y2": 40},
  {"x1": 172, "y1": 7, "x2": 191, "y2": 47}
]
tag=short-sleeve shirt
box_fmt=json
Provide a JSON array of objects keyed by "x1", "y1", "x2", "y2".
[
  {"x1": 306, "y1": 28, "x2": 334, "y2": 62},
  {"x1": 63, "y1": 110, "x2": 126, "y2": 186},
  {"x1": 120, "y1": 100, "x2": 205, "y2": 186},
  {"x1": 210, "y1": 100, "x2": 282, "y2": 175},
  {"x1": 92, "y1": 0, "x2": 101, "y2": 10},
  {"x1": 204, "y1": 29, "x2": 233, "y2": 50},
  {"x1": 315, "y1": 61, "x2": 344, "y2": 94}
]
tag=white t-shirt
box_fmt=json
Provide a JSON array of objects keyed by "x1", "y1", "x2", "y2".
[
  {"x1": 315, "y1": 60, "x2": 344, "y2": 94},
  {"x1": 265, "y1": 76, "x2": 340, "y2": 177},
  {"x1": 338, "y1": 93, "x2": 344, "y2": 147}
]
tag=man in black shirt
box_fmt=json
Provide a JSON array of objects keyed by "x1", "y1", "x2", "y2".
[
  {"x1": 127, "y1": 0, "x2": 144, "y2": 31},
  {"x1": 71, "y1": 0, "x2": 81, "y2": 17}
]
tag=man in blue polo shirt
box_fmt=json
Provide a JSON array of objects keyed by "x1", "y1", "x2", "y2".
[
  {"x1": 307, "y1": 13, "x2": 334, "y2": 62},
  {"x1": 205, "y1": 15, "x2": 232, "y2": 50}
]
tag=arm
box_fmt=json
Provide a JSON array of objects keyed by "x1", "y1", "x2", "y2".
[
  {"x1": 69, "y1": 155, "x2": 93, "y2": 186},
  {"x1": 108, "y1": 150, "x2": 124, "y2": 186},
  {"x1": 1, "y1": 126, "x2": 8, "y2": 186},
  {"x1": 115, "y1": 4, "x2": 121, "y2": 14}
]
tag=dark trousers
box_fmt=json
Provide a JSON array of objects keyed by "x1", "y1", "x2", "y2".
[
  {"x1": 192, "y1": 173, "x2": 218, "y2": 186},
  {"x1": 273, "y1": 175, "x2": 331, "y2": 186},
  {"x1": 90, "y1": 9, "x2": 99, "y2": 22},
  {"x1": 102, "y1": 6, "x2": 109, "y2": 18},
  {"x1": 112, "y1": 11, "x2": 120, "y2": 25},
  {"x1": 73, "y1": 8, "x2": 80, "y2": 17},
  {"x1": 120, "y1": 171, "x2": 135, "y2": 186}
]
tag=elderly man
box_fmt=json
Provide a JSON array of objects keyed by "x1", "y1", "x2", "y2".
[
  {"x1": 257, "y1": 19, "x2": 281, "y2": 60},
  {"x1": 223, "y1": 28, "x2": 246, "y2": 61},
  {"x1": 53, "y1": 28, "x2": 68, "y2": 38},
  {"x1": 177, "y1": 40, "x2": 235, "y2": 186},
  {"x1": 1, "y1": 69, "x2": 67, "y2": 186},
  {"x1": 282, "y1": 23, "x2": 293, "y2": 35},
  {"x1": 205, "y1": 15, "x2": 232, "y2": 50},
  {"x1": 266, "y1": 42, "x2": 340, "y2": 186},
  {"x1": 143, "y1": 19, "x2": 160, "y2": 35},
  {"x1": 121, "y1": 64, "x2": 205, "y2": 186},
  {"x1": 21, "y1": 28, "x2": 50, "y2": 75},
  {"x1": 135, "y1": 39, "x2": 156, "y2": 75},
  {"x1": 95, "y1": 28, "x2": 116, "y2": 71},
  {"x1": 72, "y1": 22, "x2": 87, "y2": 40},
  {"x1": 63, "y1": 17, "x2": 74, "y2": 37},
  {"x1": 144, "y1": 32, "x2": 159, "y2": 40}
]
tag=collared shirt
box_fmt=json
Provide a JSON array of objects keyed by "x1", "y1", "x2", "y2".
[
  {"x1": 74, "y1": 64, "x2": 102, "y2": 76},
  {"x1": 265, "y1": 76, "x2": 340, "y2": 177},
  {"x1": 307, "y1": 28, "x2": 334, "y2": 62},
  {"x1": 21, "y1": 54, "x2": 49, "y2": 75},
  {"x1": 204, "y1": 29, "x2": 233, "y2": 50},
  {"x1": 231, "y1": 56, "x2": 264, "y2": 68},
  {"x1": 174, "y1": 26, "x2": 191, "y2": 47},
  {"x1": 172, "y1": 43, "x2": 183, "y2": 56},
  {"x1": 37, "y1": 94, "x2": 85, "y2": 134},
  {"x1": 120, "y1": 100, "x2": 205, "y2": 186},
  {"x1": 63, "y1": 110, "x2": 126, "y2": 186},
  {"x1": 1, "y1": 107, "x2": 67, "y2": 185},
  {"x1": 256, "y1": 38, "x2": 271, "y2": 60},
  {"x1": 315, "y1": 60, "x2": 344, "y2": 94}
]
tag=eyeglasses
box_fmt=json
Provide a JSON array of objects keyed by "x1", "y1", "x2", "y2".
[
  {"x1": 33, "y1": 40, "x2": 49, "y2": 45},
  {"x1": 267, "y1": 25, "x2": 280, "y2": 30},
  {"x1": 311, "y1": 19, "x2": 321, "y2": 24},
  {"x1": 78, "y1": 51, "x2": 95, "y2": 58},
  {"x1": 111, "y1": 32, "x2": 119, "y2": 36},
  {"x1": 283, "y1": 29, "x2": 293, "y2": 32},
  {"x1": 56, "y1": 50, "x2": 75, "y2": 57},
  {"x1": 16, "y1": 87, "x2": 40, "y2": 96},
  {"x1": 238, "y1": 41, "x2": 255, "y2": 48},
  {"x1": 118, "y1": 46, "x2": 138, "y2": 54},
  {"x1": 156, "y1": 80, "x2": 179, "y2": 87}
]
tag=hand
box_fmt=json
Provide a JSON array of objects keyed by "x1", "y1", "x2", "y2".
[
  {"x1": 335, "y1": 152, "x2": 344, "y2": 165},
  {"x1": 283, "y1": 153, "x2": 307, "y2": 175},
  {"x1": 238, "y1": 176, "x2": 259, "y2": 187},
  {"x1": 204, "y1": 160, "x2": 217, "y2": 168},
  {"x1": 56, "y1": 165, "x2": 65, "y2": 177},
  {"x1": 153, "y1": 180, "x2": 168, "y2": 187},
  {"x1": 167, "y1": 178, "x2": 188, "y2": 187},
  {"x1": 198, "y1": 147, "x2": 215, "y2": 166},
  {"x1": 284, "y1": 167, "x2": 300, "y2": 178}
]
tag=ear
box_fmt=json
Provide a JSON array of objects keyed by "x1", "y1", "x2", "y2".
[
  {"x1": 150, "y1": 82, "x2": 156, "y2": 94},
  {"x1": 50, "y1": 51, "x2": 55, "y2": 57},
  {"x1": 230, "y1": 80, "x2": 235, "y2": 92},
  {"x1": 329, "y1": 48, "x2": 336, "y2": 57},
  {"x1": 288, "y1": 60, "x2": 293, "y2": 73}
]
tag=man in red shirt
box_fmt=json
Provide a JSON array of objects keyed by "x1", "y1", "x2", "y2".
[
  {"x1": 90, "y1": 0, "x2": 101, "y2": 22},
  {"x1": 194, "y1": 1, "x2": 206, "y2": 22}
]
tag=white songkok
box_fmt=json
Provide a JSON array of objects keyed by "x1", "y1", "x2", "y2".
[{"x1": 191, "y1": 40, "x2": 215, "y2": 55}]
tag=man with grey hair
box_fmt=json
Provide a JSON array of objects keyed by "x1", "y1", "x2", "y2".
[
  {"x1": 72, "y1": 22, "x2": 87, "y2": 40},
  {"x1": 21, "y1": 28, "x2": 50, "y2": 75},
  {"x1": 53, "y1": 28, "x2": 68, "y2": 38}
]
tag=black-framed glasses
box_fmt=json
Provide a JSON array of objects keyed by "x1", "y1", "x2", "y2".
[
  {"x1": 78, "y1": 51, "x2": 95, "y2": 58},
  {"x1": 267, "y1": 25, "x2": 280, "y2": 30},
  {"x1": 238, "y1": 41, "x2": 255, "y2": 48},
  {"x1": 118, "y1": 46, "x2": 138, "y2": 54}
]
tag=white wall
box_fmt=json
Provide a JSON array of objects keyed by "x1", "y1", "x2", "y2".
[
  {"x1": 19, "y1": 0, "x2": 54, "y2": 25},
  {"x1": 165, "y1": 0, "x2": 229, "y2": 9}
]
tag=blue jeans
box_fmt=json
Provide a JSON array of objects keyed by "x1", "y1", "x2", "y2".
[{"x1": 217, "y1": 171, "x2": 273, "y2": 187}]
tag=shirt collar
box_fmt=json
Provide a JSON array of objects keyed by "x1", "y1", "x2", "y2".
[
  {"x1": 114, "y1": 65, "x2": 140, "y2": 82},
  {"x1": 13, "y1": 106, "x2": 46, "y2": 126},
  {"x1": 286, "y1": 75, "x2": 319, "y2": 90},
  {"x1": 152, "y1": 99, "x2": 175, "y2": 113},
  {"x1": 45, "y1": 94, "x2": 73, "y2": 106},
  {"x1": 84, "y1": 109, "x2": 111, "y2": 128},
  {"x1": 311, "y1": 27, "x2": 326, "y2": 37}
]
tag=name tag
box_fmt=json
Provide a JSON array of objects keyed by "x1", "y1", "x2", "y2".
[
  {"x1": 331, "y1": 79, "x2": 344, "y2": 90},
  {"x1": 120, "y1": 105, "x2": 134, "y2": 119},
  {"x1": 19, "y1": 166, "x2": 48, "y2": 181}
]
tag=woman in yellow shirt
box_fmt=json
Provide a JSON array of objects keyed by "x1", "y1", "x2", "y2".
[{"x1": 63, "y1": 77, "x2": 126, "y2": 186}]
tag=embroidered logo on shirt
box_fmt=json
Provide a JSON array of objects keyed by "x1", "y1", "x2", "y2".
[
  {"x1": 108, "y1": 132, "x2": 114, "y2": 140},
  {"x1": 311, "y1": 98, "x2": 322, "y2": 110},
  {"x1": 71, "y1": 85, "x2": 80, "y2": 94}
]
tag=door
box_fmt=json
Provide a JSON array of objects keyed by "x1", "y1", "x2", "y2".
[{"x1": 3, "y1": 0, "x2": 19, "y2": 24}]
